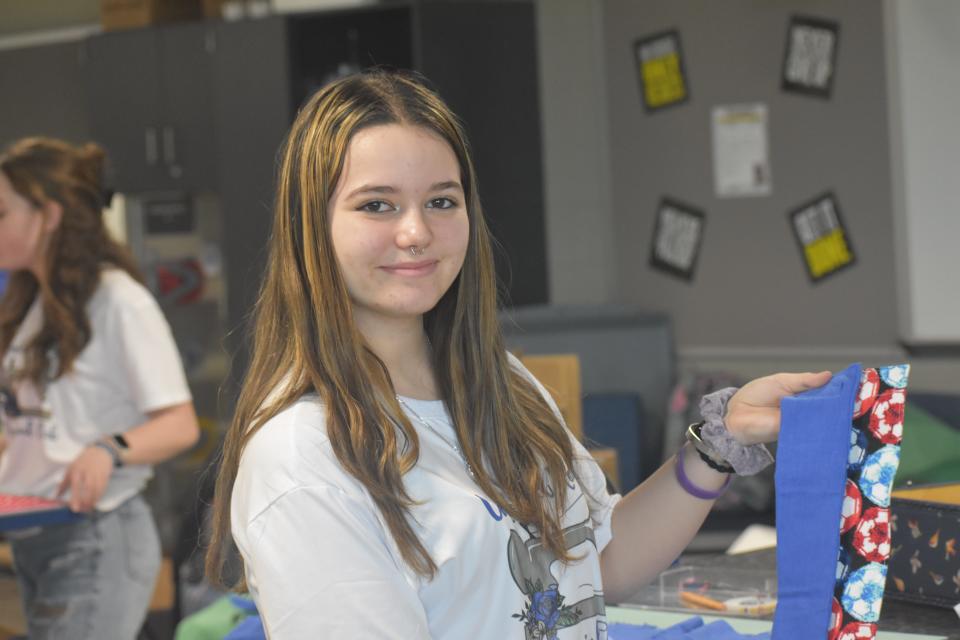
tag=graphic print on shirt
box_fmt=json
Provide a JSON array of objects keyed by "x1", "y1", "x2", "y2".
[
  {"x1": 0, "y1": 348, "x2": 54, "y2": 440},
  {"x1": 505, "y1": 472, "x2": 606, "y2": 640}
]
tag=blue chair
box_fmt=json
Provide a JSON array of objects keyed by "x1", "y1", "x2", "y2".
[{"x1": 583, "y1": 393, "x2": 645, "y2": 492}]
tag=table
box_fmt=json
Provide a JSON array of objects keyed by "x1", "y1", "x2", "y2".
[{"x1": 619, "y1": 549, "x2": 959, "y2": 639}]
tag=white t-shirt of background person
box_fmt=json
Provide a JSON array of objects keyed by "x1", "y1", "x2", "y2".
[
  {"x1": 0, "y1": 269, "x2": 192, "y2": 511},
  {"x1": 231, "y1": 357, "x2": 622, "y2": 639}
]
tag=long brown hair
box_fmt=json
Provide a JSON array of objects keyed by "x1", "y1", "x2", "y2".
[
  {"x1": 207, "y1": 69, "x2": 576, "y2": 584},
  {"x1": 0, "y1": 137, "x2": 143, "y2": 384}
]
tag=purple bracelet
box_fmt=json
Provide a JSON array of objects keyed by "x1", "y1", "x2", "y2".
[{"x1": 674, "y1": 444, "x2": 732, "y2": 500}]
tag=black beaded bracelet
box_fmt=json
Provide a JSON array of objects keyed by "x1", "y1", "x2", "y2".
[{"x1": 695, "y1": 447, "x2": 735, "y2": 474}]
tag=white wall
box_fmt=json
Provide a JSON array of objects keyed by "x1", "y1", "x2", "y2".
[
  {"x1": 885, "y1": 0, "x2": 960, "y2": 344},
  {"x1": 535, "y1": 0, "x2": 618, "y2": 304}
]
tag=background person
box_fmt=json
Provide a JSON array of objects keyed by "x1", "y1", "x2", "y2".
[{"x1": 0, "y1": 137, "x2": 200, "y2": 639}]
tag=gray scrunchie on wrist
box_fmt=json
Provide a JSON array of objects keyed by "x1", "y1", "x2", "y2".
[{"x1": 699, "y1": 387, "x2": 774, "y2": 476}]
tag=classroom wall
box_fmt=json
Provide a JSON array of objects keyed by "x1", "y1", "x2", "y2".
[
  {"x1": 3, "y1": 1, "x2": 957, "y2": 389},
  {"x1": 602, "y1": 0, "x2": 897, "y2": 351},
  {"x1": 535, "y1": 0, "x2": 960, "y2": 391}
]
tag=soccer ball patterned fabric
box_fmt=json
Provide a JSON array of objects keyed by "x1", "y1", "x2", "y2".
[{"x1": 830, "y1": 365, "x2": 909, "y2": 637}]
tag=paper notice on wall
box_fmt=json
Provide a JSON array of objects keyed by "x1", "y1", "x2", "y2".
[{"x1": 711, "y1": 103, "x2": 772, "y2": 198}]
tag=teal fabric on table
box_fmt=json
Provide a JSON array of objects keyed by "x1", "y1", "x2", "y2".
[{"x1": 772, "y1": 363, "x2": 861, "y2": 639}]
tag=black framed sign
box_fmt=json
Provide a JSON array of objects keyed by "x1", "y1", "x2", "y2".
[
  {"x1": 649, "y1": 198, "x2": 705, "y2": 281},
  {"x1": 789, "y1": 191, "x2": 856, "y2": 282},
  {"x1": 634, "y1": 30, "x2": 689, "y2": 112},
  {"x1": 782, "y1": 15, "x2": 840, "y2": 98}
]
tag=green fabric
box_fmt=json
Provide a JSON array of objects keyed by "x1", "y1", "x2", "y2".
[
  {"x1": 896, "y1": 404, "x2": 960, "y2": 487},
  {"x1": 175, "y1": 596, "x2": 251, "y2": 640}
]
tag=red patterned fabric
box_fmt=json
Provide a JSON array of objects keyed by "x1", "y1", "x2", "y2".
[
  {"x1": 867, "y1": 388, "x2": 905, "y2": 445},
  {"x1": 832, "y1": 365, "x2": 909, "y2": 638},
  {"x1": 852, "y1": 507, "x2": 891, "y2": 563},
  {"x1": 853, "y1": 369, "x2": 880, "y2": 419}
]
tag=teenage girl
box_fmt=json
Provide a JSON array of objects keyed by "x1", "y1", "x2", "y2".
[{"x1": 207, "y1": 70, "x2": 829, "y2": 638}]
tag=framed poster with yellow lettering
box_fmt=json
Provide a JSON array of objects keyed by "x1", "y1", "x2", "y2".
[
  {"x1": 634, "y1": 30, "x2": 689, "y2": 112},
  {"x1": 789, "y1": 192, "x2": 856, "y2": 282}
]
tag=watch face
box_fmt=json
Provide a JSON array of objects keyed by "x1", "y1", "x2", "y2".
[
  {"x1": 112, "y1": 434, "x2": 130, "y2": 450},
  {"x1": 688, "y1": 421, "x2": 707, "y2": 443}
]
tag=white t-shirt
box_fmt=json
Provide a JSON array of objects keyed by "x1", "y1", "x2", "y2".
[
  {"x1": 0, "y1": 269, "x2": 192, "y2": 511},
  {"x1": 231, "y1": 357, "x2": 621, "y2": 639}
]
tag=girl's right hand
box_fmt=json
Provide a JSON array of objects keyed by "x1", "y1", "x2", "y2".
[{"x1": 57, "y1": 445, "x2": 114, "y2": 512}]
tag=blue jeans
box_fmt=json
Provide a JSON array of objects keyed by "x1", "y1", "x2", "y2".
[{"x1": 11, "y1": 494, "x2": 161, "y2": 640}]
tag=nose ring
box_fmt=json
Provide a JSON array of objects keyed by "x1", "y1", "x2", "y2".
[{"x1": 409, "y1": 246, "x2": 423, "y2": 257}]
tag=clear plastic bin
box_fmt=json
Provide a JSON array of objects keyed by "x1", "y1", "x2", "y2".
[{"x1": 623, "y1": 565, "x2": 777, "y2": 619}]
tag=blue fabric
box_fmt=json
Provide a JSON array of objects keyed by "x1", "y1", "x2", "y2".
[
  {"x1": 227, "y1": 594, "x2": 258, "y2": 614},
  {"x1": 686, "y1": 621, "x2": 769, "y2": 639},
  {"x1": 0, "y1": 503, "x2": 84, "y2": 531},
  {"x1": 772, "y1": 363, "x2": 861, "y2": 640},
  {"x1": 0, "y1": 270, "x2": 7, "y2": 295},
  {"x1": 608, "y1": 622, "x2": 659, "y2": 639},
  {"x1": 608, "y1": 618, "x2": 769, "y2": 639},
  {"x1": 653, "y1": 617, "x2": 709, "y2": 638},
  {"x1": 224, "y1": 614, "x2": 266, "y2": 640}
]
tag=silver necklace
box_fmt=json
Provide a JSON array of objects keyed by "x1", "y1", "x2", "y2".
[{"x1": 397, "y1": 395, "x2": 476, "y2": 480}]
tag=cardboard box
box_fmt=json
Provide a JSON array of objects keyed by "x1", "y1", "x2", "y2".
[
  {"x1": 886, "y1": 483, "x2": 960, "y2": 609},
  {"x1": 101, "y1": 0, "x2": 203, "y2": 31},
  {"x1": 518, "y1": 354, "x2": 583, "y2": 440},
  {"x1": 148, "y1": 556, "x2": 175, "y2": 611},
  {"x1": 201, "y1": 0, "x2": 225, "y2": 18}
]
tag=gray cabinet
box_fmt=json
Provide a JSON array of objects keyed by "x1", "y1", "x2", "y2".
[
  {"x1": 158, "y1": 24, "x2": 217, "y2": 191},
  {"x1": 0, "y1": 41, "x2": 90, "y2": 149},
  {"x1": 212, "y1": 17, "x2": 291, "y2": 398},
  {"x1": 84, "y1": 23, "x2": 216, "y2": 192},
  {"x1": 416, "y1": 1, "x2": 547, "y2": 307}
]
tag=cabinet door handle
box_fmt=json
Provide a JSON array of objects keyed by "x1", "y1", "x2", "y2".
[
  {"x1": 162, "y1": 126, "x2": 177, "y2": 165},
  {"x1": 145, "y1": 127, "x2": 159, "y2": 165}
]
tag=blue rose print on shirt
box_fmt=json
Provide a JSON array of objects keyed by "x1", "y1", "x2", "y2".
[
  {"x1": 531, "y1": 585, "x2": 561, "y2": 629},
  {"x1": 514, "y1": 580, "x2": 570, "y2": 640}
]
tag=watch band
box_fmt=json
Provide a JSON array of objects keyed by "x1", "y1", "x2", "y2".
[
  {"x1": 686, "y1": 421, "x2": 736, "y2": 474},
  {"x1": 111, "y1": 433, "x2": 130, "y2": 451},
  {"x1": 93, "y1": 441, "x2": 123, "y2": 468}
]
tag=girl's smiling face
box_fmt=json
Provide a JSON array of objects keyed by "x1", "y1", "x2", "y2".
[{"x1": 328, "y1": 124, "x2": 470, "y2": 329}]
